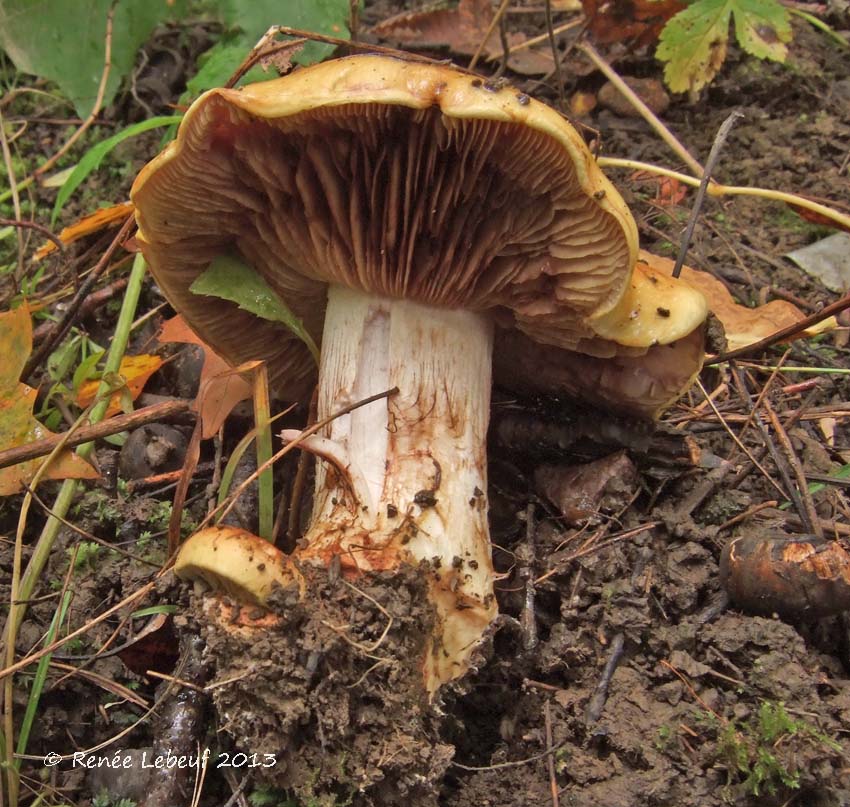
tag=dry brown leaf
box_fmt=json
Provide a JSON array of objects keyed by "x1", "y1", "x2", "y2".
[
  {"x1": 370, "y1": 0, "x2": 554, "y2": 75},
  {"x1": 640, "y1": 250, "x2": 836, "y2": 351},
  {"x1": 581, "y1": 0, "x2": 685, "y2": 48},
  {"x1": 159, "y1": 315, "x2": 252, "y2": 439}
]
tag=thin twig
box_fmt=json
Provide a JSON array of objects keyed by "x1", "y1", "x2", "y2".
[
  {"x1": 708, "y1": 292, "x2": 850, "y2": 364},
  {"x1": 585, "y1": 632, "x2": 625, "y2": 724},
  {"x1": 33, "y1": 4, "x2": 115, "y2": 179},
  {"x1": 763, "y1": 397, "x2": 823, "y2": 538},
  {"x1": 598, "y1": 157, "x2": 850, "y2": 232},
  {"x1": 0, "y1": 217, "x2": 63, "y2": 254},
  {"x1": 468, "y1": 0, "x2": 511, "y2": 71},
  {"x1": 0, "y1": 399, "x2": 192, "y2": 470},
  {"x1": 450, "y1": 739, "x2": 569, "y2": 771},
  {"x1": 695, "y1": 377, "x2": 787, "y2": 501},
  {"x1": 579, "y1": 42, "x2": 704, "y2": 177},
  {"x1": 200, "y1": 387, "x2": 399, "y2": 532},
  {"x1": 0, "y1": 103, "x2": 25, "y2": 282},
  {"x1": 545, "y1": 0, "x2": 566, "y2": 111},
  {"x1": 544, "y1": 700, "x2": 560, "y2": 807},
  {"x1": 672, "y1": 111, "x2": 744, "y2": 279},
  {"x1": 21, "y1": 213, "x2": 135, "y2": 380}
]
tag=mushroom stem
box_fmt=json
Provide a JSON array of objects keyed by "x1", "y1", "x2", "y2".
[{"x1": 298, "y1": 284, "x2": 497, "y2": 691}]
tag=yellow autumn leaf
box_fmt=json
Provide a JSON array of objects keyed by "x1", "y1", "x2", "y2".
[
  {"x1": 0, "y1": 305, "x2": 98, "y2": 495},
  {"x1": 75, "y1": 353, "x2": 164, "y2": 417}
]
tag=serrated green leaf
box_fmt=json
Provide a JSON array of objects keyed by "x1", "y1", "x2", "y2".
[
  {"x1": 0, "y1": 0, "x2": 190, "y2": 117},
  {"x1": 657, "y1": 0, "x2": 791, "y2": 94},
  {"x1": 732, "y1": 0, "x2": 791, "y2": 61},
  {"x1": 51, "y1": 115, "x2": 183, "y2": 226},
  {"x1": 190, "y1": 254, "x2": 320, "y2": 362}
]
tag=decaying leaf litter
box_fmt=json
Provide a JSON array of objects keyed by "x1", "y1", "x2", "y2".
[{"x1": 1, "y1": 1, "x2": 850, "y2": 805}]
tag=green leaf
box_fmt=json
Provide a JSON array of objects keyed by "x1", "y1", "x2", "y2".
[
  {"x1": 732, "y1": 0, "x2": 792, "y2": 61},
  {"x1": 51, "y1": 115, "x2": 183, "y2": 226},
  {"x1": 657, "y1": 0, "x2": 791, "y2": 94},
  {"x1": 190, "y1": 254, "x2": 320, "y2": 362},
  {"x1": 0, "y1": 0, "x2": 190, "y2": 117},
  {"x1": 183, "y1": 0, "x2": 354, "y2": 99}
]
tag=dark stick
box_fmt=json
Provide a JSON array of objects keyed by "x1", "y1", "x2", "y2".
[
  {"x1": 585, "y1": 632, "x2": 625, "y2": 724},
  {"x1": 544, "y1": 700, "x2": 560, "y2": 807},
  {"x1": 140, "y1": 635, "x2": 209, "y2": 807},
  {"x1": 21, "y1": 214, "x2": 135, "y2": 380},
  {"x1": 672, "y1": 111, "x2": 744, "y2": 279},
  {"x1": 519, "y1": 503, "x2": 539, "y2": 651},
  {"x1": 708, "y1": 291, "x2": 850, "y2": 364},
  {"x1": 31, "y1": 277, "x2": 128, "y2": 343},
  {"x1": 0, "y1": 217, "x2": 64, "y2": 253},
  {"x1": 0, "y1": 399, "x2": 193, "y2": 470},
  {"x1": 544, "y1": 0, "x2": 566, "y2": 112}
]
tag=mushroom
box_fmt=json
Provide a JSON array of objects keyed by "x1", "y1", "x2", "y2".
[
  {"x1": 132, "y1": 55, "x2": 707, "y2": 693},
  {"x1": 493, "y1": 255, "x2": 709, "y2": 419}
]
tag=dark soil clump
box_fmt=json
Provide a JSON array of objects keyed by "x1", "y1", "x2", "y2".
[{"x1": 187, "y1": 564, "x2": 454, "y2": 806}]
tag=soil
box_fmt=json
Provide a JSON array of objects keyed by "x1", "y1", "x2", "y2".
[{"x1": 2, "y1": 3, "x2": 850, "y2": 806}]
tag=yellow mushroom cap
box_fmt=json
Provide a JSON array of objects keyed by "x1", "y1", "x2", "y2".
[
  {"x1": 131, "y1": 54, "x2": 642, "y2": 387},
  {"x1": 174, "y1": 525, "x2": 303, "y2": 605}
]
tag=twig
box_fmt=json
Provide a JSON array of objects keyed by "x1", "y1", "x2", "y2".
[
  {"x1": 33, "y1": 277, "x2": 128, "y2": 342},
  {"x1": 763, "y1": 397, "x2": 823, "y2": 538},
  {"x1": 708, "y1": 292, "x2": 850, "y2": 364},
  {"x1": 21, "y1": 213, "x2": 135, "y2": 381},
  {"x1": 280, "y1": 387, "x2": 315, "y2": 548},
  {"x1": 544, "y1": 701, "x2": 559, "y2": 807},
  {"x1": 598, "y1": 157, "x2": 850, "y2": 232},
  {"x1": 695, "y1": 377, "x2": 787, "y2": 501},
  {"x1": 349, "y1": 0, "x2": 361, "y2": 42},
  {"x1": 450, "y1": 739, "x2": 569, "y2": 771},
  {"x1": 0, "y1": 217, "x2": 64, "y2": 254},
  {"x1": 200, "y1": 387, "x2": 399, "y2": 532},
  {"x1": 0, "y1": 399, "x2": 192, "y2": 470},
  {"x1": 584, "y1": 632, "x2": 625, "y2": 724},
  {"x1": 22, "y1": 484, "x2": 161, "y2": 568},
  {"x1": 0, "y1": 102, "x2": 25, "y2": 282},
  {"x1": 578, "y1": 42, "x2": 704, "y2": 177},
  {"x1": 672, "y1": 111, "x2": 744, "y2": 279},
  {"x1": 468, "y1": 0, "x2": 511, "y2": 71},
  {"x1": 545, "y1": 0, "x2": 566, "y2": 111},
  {"x1": 519, "y1": 504, "x2": 538, "y2": 651},
  {"x1": 33, "y1": 3, "x2": 115, "y2": 179}
]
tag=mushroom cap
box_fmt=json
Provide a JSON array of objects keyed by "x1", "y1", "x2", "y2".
[
  {"x1": 131, "y1": 54, "x2": 644, "y2": 388},
  {"x1": 174, "y1": 525, "x2": 304, "y2": 604},
  {"x1": 493, "y1": 256, "x2": 709, "y2": 418}
]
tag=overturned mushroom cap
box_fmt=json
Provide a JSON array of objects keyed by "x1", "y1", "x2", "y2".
[
  {"x1": 131, "y1": 54, "x2": 661, "y2": 387},
  {"x1": 174, "y1": 525, "x2": 304, "y2": 605},
  {"x1": 494, "y1": 256, "x2": 709, "y2": 418}
]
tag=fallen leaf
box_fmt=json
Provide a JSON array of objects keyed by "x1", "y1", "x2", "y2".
[
  {"x1": 117, "y1": 613, "x2": 179, "y2": 676},
  {"x1": 159, "y1": 315, "x2": 252, "y2": 439},
  {"x1": 535, "y1": 451, "x2": 638, "y2": 525},
  {"x1": 0, "y1": 305, "x2": 97, "y2": 495},
  {"x1": 370, "y1": 0, "x2": 554, "y2": 75},
  {"x1": 582, "y1": 0, "x2": 685, "y2": 48},
  {"x1": 75, "y1": 354, "x2": 164, "y2": 417},
  {"x1": 33, "y1": 201, "x2": 134, "y2": 261},
  {"x1": 656, "y1": 0, "x2": 791, "y2": 94},
  {"x1": 786, "y1": 232, "x2": 850, "y2": 293},
  {"x1": 640, "y1": 250, "x2": 836, "y2": 350}
]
